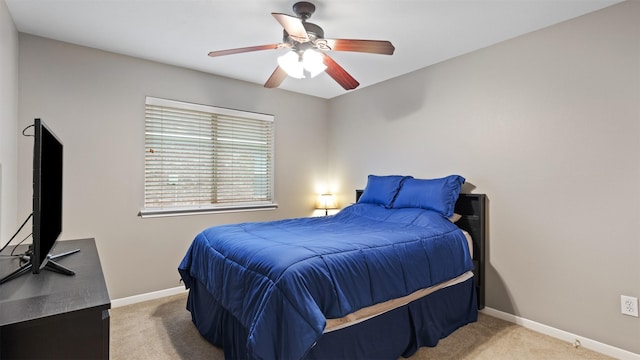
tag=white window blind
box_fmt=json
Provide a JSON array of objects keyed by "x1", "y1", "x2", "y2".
[{"x1": 141, "y1": 97, "x2": 275, "y2": 217}]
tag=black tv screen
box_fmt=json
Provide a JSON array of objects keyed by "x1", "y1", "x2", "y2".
[{"x1": 32, "y1": 118, "x2": 63, "y2": 273}]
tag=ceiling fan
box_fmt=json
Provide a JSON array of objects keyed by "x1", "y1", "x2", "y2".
[{"x1": 207, "y1": 1, "x2": 395, "y2": 91}]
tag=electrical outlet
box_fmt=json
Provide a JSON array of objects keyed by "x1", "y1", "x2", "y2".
[{"x1": 621, "y1": 295, "x2": 638, "y2": 317}]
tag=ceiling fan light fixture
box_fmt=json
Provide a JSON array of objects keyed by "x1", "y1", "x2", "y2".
[
  {"x1": 208, "y1": 1, "x2": 394, "y2": 90},
  {"x1": 277, "y1": 49, "x2": 326, "y2": 79},
  {"x1": 277, "y1": 51, "x2": 304, "y2": 79},
  {"x1": 302, "y1": 49, "x2": 327, "y2": 78}
]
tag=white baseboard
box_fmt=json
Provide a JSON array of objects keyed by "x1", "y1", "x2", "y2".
[
  {"x1": 111, "y1": 286, "x2": 187, "y2": 308},
  {"x1": 482, "y1": 307, "x2": 640, "y2": 360}
]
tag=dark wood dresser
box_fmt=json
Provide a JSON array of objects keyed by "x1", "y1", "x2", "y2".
[{"x1": 0, "y1": 238, "x2": 110, "y2": 359}]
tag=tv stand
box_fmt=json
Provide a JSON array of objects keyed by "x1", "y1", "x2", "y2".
[
  {"x1": 0, "y1": 247, "x2": 79, "y2": 285},
  {"x1": 0, "y1": 239, "x2": 110, "y2": 359}
]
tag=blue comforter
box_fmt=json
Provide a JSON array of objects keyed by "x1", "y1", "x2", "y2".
[{"x1": 178, "y1": 203, "x2": 473, "y2": 360}]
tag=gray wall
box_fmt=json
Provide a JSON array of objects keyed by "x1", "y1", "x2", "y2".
[
  {"x1": 17, "y1": 34, "x2": 330, "y2": 299},
  {"x1": 328, "y1": 1, "x2": 639, "y2": 354},
  {"x1": 0, "y1": 0, "x2": 18, "y2": 246}
]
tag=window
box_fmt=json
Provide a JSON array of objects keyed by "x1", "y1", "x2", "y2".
[{"x1": 140, "y1": 97, "x2": 275, "y2": 217}]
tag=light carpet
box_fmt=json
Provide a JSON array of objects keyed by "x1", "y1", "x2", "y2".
[{"x1": 110, "y1": 293, "x2": 614, "y2": 360}]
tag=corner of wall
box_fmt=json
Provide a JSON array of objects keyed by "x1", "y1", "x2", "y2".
[{"x1": 0, "y1": 0, "x2": 19, "y2": 245}]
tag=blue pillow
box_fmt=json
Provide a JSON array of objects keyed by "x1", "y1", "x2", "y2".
[
  {"x1": 357, "y1": 175, "x2": 411, "y2": 208},
  {"x1": 392, "y1": 175, "x2": 465, "y2": 217}
]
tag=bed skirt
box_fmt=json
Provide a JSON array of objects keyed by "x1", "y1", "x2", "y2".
[{"x1": 186, "y1": 276, "x2": 477, "y2": 360}]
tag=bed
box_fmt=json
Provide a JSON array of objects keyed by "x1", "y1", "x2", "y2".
[{"x1": 178, "y1": 175, "x2": 486, "y2": 360}]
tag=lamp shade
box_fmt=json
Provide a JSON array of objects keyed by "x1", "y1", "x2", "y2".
[{"x1": 317, "y1": 193, "x2": 337, "y2": 210}]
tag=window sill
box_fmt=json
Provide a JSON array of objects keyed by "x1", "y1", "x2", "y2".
[{"x1": 138, "y1": 203, "x2": 279, "y2": 218}]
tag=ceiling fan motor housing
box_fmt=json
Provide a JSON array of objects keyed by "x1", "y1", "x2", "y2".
[{"x1": 292, "y1": 1, "x2": 316, "y2": 20}]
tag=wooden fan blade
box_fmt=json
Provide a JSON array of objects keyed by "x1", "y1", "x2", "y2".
[
  {"x1": 322, "y1": 53, "x2": 359, "y2": 90},
  {"x1": 319, "y1": 39, "x2": 395, "y2": 55},
  {"x1": 208, "y1": 44, "x2": 283, "y2": 57},
  {"x1": 272, "y1": 13, "x2": 310, "y2": 43},
  {"x1": 264, "y1": 66, "x2": 287, "y2": 88}
]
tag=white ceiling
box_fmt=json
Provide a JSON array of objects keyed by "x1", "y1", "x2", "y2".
[{"x1": 5, "y1": 0, "x2": 623, "y2": 99}]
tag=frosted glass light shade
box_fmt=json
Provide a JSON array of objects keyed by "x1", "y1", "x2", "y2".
[
  {"x1": 277, "y1": 50, "x2": 327, "y2": 79},
  {"x1": 277, "y1": 51, "x2": 304, "y2": 79},
  {"x1": 302, "y1": 49, "x2": 327, "y2": 78}
]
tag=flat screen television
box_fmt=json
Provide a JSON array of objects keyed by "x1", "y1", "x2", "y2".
[
  {"x1": 0, "y1": 118, "x2": 78, "y2": 285},
  {"x1": 32, "y1": 118, "x2": 64, "y2": 272}
]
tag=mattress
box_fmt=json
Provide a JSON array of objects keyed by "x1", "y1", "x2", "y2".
[{"x1": 325, "y1": 270, "x2": 474, "y2": 332}]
